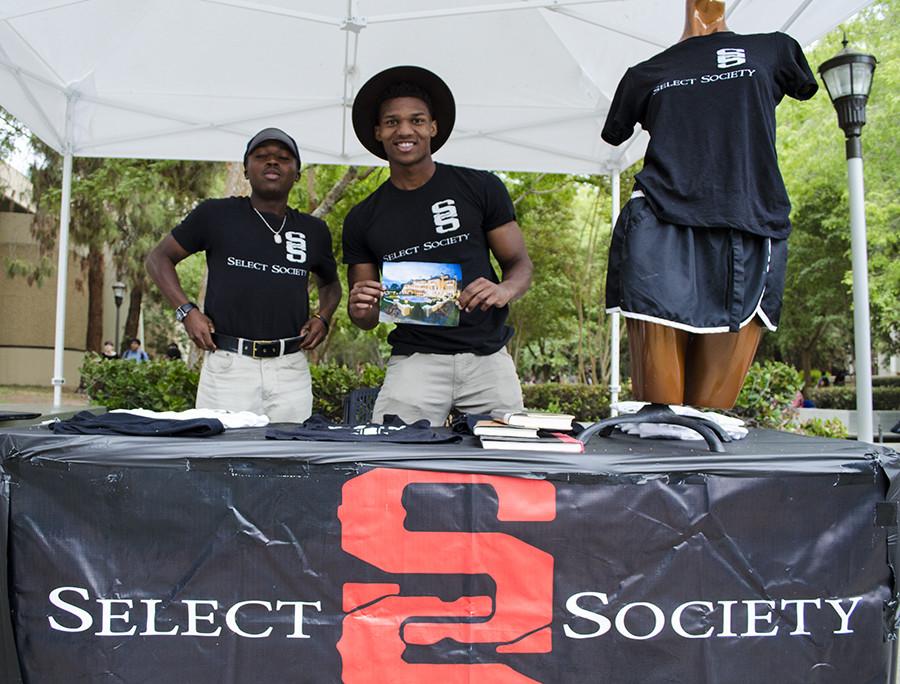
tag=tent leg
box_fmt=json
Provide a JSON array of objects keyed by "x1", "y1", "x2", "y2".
[
  {"x1": 51, "y1": 148, "x2": 73, "y2": 408},
  {"x1": 609, "y1": 170, "x2": 621, "y2": 416}
]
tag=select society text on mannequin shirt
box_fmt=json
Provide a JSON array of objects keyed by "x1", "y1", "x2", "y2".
[{"x1": 652, "y1": 68, "x2": 756, "y2": 95}]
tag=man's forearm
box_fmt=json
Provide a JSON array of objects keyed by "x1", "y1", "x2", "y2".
[
  {"x1": 316, "y1": 279, "x2": 342, "y2": 322},
  {"x1": 348, "y1": 304, "x2": 379, "y2": 330},
  {"x1": 499, "y1": 253, "x2": 533, "y2": 303},
  {"x1": 145, "y1": 248, "x2": 190, "y2": 309}
]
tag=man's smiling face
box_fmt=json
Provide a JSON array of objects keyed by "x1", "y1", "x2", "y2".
[
  {"x1": 244, "y1": 141, "x2": 298, "y2": 199},
  {"x1": 375, "y1": 96, "x2": 437, "y2": 167}
]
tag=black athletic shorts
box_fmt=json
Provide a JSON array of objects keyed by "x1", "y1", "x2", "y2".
[{"x1": 605, "y1": 195, "x2": 787, "y2": 333}]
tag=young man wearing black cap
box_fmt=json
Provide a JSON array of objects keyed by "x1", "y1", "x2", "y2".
[
  {"x1": 146, "y1": 127, "x2": 341, "y2": 422},
  {"x1": 343, "y1": 66, "x2": 533, "y2": 426}
]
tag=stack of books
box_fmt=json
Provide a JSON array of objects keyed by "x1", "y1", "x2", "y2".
[{"x1": 475, "y1": 410, "x2": 583, "y2": 453}]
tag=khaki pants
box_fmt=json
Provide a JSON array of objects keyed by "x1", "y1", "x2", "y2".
[
  {"x1": 195, "y1": 349, "x2": 312, "y2": 423},
  {"x1": 372, "y1": 348, "x2": 523, "y2": 426}
]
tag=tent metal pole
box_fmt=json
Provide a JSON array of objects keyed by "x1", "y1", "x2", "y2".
[
  {"x1": 51, "y1": 95, "x2": 75, "y2": 408},
  {"x1": 609, "y1": 170, "x2": 621, "y2": 416},
  {"x1": 366, "y1": 0, "x2": 608, "y2": 24},
  {"x1": 51, "y1": 145, "x2": 73, "y2": 408}
]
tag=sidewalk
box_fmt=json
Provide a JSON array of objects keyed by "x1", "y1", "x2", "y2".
[{"x1": 0, "y1": 385, "x2": 96, "y2": 427}]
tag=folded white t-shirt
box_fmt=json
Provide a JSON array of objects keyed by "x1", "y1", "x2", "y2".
[{"x1": 110, "y1": 408, "x2": 269, "y2": 429}]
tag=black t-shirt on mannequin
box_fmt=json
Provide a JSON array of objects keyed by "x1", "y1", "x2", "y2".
[
  {"x1": 172, "y1": 197, "x2": 337, "y2": 340},
  {"x1": 602, "y1": 31, "x2": 817, "y2": 239},
  {"x1": 343, "y1": 163, "x2": 516, "y2": 356}
]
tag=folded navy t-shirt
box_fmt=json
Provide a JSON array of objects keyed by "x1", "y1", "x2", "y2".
[
  {"x1": 267, "y1": 414, "x2": 461, "y2": 444},
  {"x1": 50, "y1": 411, "x2": 224, "y2": 437}
]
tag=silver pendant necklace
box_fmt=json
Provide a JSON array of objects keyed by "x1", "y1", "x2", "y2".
[{"x1": 253, "y1": 207, "x2": 287, "y2": 244}]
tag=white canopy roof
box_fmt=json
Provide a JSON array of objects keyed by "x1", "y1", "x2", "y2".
[{"x1": 0, "y1": 0, "x2": 874, "y2": 174}]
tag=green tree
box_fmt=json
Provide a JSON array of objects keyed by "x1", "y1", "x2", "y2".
[
  {"x1": 0, "y1": 107, "x2": 27, "y2": 166},
  {"x1": 289, "y1": 163, "x2": 392, "y2": 366},
  {"x1": 18, "y1": 142, "x2": 222, "y2": 353},
  {"x1": 504, "y1": 172, "x2": 583, "y2": 378},
  {"x1": 773, "y1": 0, "x2": 899, "y2": 375}
]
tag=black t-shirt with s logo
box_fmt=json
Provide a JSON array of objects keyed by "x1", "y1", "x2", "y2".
[
  {"x1": 602, "y1": 31, "x2": 818, "y2": 239},
  {"x1": 342, "y1": 164, "x2": 516, "y2": 355},
  {"x1": 171, "y1": 197, "x2": 337, "y2": 340}
]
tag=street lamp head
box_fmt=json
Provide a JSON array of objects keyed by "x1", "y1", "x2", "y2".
[
  {"x1": 112, "y1": 281, "x2": 126, "y2": 307},
  {"x1": 818, "y1": 37, "x2": 877, "y2": 141}
]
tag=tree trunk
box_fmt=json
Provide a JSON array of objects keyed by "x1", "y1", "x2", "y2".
[
  {"x1": 306, "y1": 165, "x2": 318, "y2": 213},
  {"x1": 124, "y1": 282, "x2": 143, "y2": 345},
  {"x1": 312, "y1": 166, "x2": 375, "y2": 219},
  {"x1": 85, "y1": 245, "x2": 105, "y2": 352},
  {"x1": 224, "y1": 161, "x2": 251, "y2": 196}
]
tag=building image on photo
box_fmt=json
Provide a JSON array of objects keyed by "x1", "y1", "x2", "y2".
[
  {"x1": 381, "y1": 262, "x2": 462, "y2": 327},
  {"x1": 400, "y1": 273, "x2": 458, "y2": 300}
]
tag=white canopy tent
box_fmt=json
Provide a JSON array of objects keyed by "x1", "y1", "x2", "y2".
[{"x1": 0, "y1": 0, "x2": 873, "y2": 406}]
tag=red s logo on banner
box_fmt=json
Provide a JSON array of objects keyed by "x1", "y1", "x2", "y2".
[{"x1": 338, "y1": 468, "x2": 557, "y2": 683}]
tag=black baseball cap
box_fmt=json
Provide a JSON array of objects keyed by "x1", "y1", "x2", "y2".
[
  {"x1": 243, "y1": 128, "x2": 301, "y2": 166},
  {"x1": 352, "y1": 65, "x2": 456, "y2": 160}
]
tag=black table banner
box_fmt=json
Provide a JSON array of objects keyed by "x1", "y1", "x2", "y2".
[{"x1": 1, "y1": 428, "x2": 898, "y2": 683}]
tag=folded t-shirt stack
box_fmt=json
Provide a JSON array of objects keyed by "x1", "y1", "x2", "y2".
[
  {"x1": 50, "y1": 410, "x2": 225, "y2": 437},
  {"x1": 267, "y1": 414, "x2": 461, "y2": 444},
  {"x1": 611, "y1": 402, "x2": 749, "y2": 441}
]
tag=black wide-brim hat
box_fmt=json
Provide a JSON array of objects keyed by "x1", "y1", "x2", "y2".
[{"x1": 352, "y1": 65, "x2": 456, "y2": 160}]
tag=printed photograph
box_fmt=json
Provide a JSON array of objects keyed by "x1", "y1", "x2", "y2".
[{"x1": 380, "y1": 261, "x2": 462, "y2": 327}]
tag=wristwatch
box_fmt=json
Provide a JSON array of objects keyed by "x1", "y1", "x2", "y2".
[{"x1": 175, "y1": 302, "x2": 198, "y2": 322}]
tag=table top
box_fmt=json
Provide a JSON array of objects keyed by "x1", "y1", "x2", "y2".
[{"x1": 2, "y1": 425, "x2": 897, "y2": 482}]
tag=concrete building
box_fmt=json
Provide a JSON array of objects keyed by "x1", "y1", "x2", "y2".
[{"x1": 0, "y1": 162, "x2": 120, "y2": 387}]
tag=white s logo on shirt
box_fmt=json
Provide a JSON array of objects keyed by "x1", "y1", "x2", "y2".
[
  {"x1": 717, "y1": 48, "x2": 746, "y2": 68},
  {"x1": 431, "y1": 199, "x2": 460, "y2": 234},
  {"x1": 284, "y1": 231, "x2": 307, "y2": 263}
]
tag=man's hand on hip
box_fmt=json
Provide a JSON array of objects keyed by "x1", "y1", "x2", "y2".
[
  {"x1": 300, "y1": 316, "x2": 328, "y2": 350},
  {"x1": 183, "y1": 310, "x2": 216, "y2": 351}
]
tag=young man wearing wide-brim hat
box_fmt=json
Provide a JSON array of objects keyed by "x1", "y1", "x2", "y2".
[
  {"x1": 343, "y1": 66, "x2": 533, "y2": 426},
  {"x1": 146, "y1": 127, "x2": 342, "y2": 422}
]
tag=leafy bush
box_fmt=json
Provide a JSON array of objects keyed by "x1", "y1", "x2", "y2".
[
  {"x1": 80, "y1": 354, "x2": 199, "y2": 411},
  {"x1": 310, "y1": 361, "x2": 385, "y2": 420},
  {"x1": 873, "y1": 376, "x2": 900, "y2": 388},
  {"x1": 81, "y1": 355, "x2": 389, "y2": 418},
  {"x1": 873, "y1": 387, "x2": 900, "y2": 409},
  {"x1": 807, "y1": 386, "x2": 900, "y2": 410},
  {"x1": 797, "y1": 417, "x2": 849, "y2": 439},
  {"x1": 522, "y1": 383, "x2": 610, "y2": 422},
  {"x1": 732, "y1": 361, "x2": 803, "y2": 429}
]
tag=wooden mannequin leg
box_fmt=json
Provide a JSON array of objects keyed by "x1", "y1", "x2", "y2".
[
  {"x1": 684, "y1": 321, "x2": 763, "y2": 409},
  {"x1": 626, "y1": 318, "x2": 688, "y2": 405}
]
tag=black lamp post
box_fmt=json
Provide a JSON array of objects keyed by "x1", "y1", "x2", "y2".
[
  {"x1": 818, "y1": 38, "x2": 877, "y2": 443},
  {"x1": 112, "y1": 281, "x2": 126, "y2": 355}
]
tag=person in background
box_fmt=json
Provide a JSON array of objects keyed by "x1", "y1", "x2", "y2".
[
  {"x1": 165, "y1": 343, "x2": 183, "y2": 361},
  {"x1": 121, "y1": 338, "x2": 150, "y2": 363},
  {"x1": 101, "y1": 341, "x2": 118, "y2": 360}
]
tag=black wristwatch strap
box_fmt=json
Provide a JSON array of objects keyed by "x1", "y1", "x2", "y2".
[
  {"x1": 176, "y1": 302, "x2": 198, "y2": 322},
  {"x1": 312, "y1": 313, "x2": 330, "y2": 332}
]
